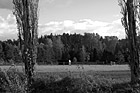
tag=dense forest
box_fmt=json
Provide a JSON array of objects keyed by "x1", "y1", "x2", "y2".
[{"x1": 0, "y1": 32, "x2": 139, "y2": 65}]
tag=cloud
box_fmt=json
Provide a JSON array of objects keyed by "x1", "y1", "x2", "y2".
[
  {"x1": 113, "y1": 14, "x2": 120, "y2": 18},
  {"x1": 39, "y1": 19, "x2": 125, "y2": 39},
  {"x1": 0, "y1": 14, "x2": 125, "y2": 41},
  {"x1": 0, "y1": 14, "x2": 17, "y2": 40},
  {"x1": 6, "y1": 14, "x2": 16, "y2": 25},
  {"x1": 0, "y1": 0, "x2": 13, "y2": 10}
]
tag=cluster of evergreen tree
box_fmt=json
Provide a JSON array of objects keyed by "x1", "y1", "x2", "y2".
[{"x1": 0, "y1": 33, "x2": 134, "y2": 65}]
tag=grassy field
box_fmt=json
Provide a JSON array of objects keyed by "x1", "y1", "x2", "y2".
[
  {"x1": 0, "y1": 65, "x2": 137, "y2": 93},
  {"x1": 0, "y1": 65, "x2": 131, "y2": 84},
  {"x1": 0, "y1": 64, "x2": 130, "y2": 72}
]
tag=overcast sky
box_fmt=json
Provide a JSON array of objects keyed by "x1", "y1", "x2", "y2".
[{"x1": 0, "y1": 0, "x2": 125, "y2": 40}]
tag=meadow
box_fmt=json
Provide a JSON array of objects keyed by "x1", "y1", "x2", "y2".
[
  {"x1": 0, "y1": 65, "x2": 139, "y2": 93},
  {"x1": 0, "y1": 65, "x2": 129, "y2": 72}
]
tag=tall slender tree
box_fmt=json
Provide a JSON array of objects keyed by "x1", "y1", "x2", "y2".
[
  {"x1": 13, "y1": 0, "x2": 39, "y2": 92},
  {"x1": 119, "y1": 0, "x2": 140, "y2": 84}
]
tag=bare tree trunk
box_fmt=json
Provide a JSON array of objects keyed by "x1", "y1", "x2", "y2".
[
  {"x1": 13, "y1": 0, "x2": 39, "y2": 92},
  {"x1": 127, "y1": 0, "x2": 139, "y2": 84},
  {"x1": 119, "y1": 0, "x2": 139, "y2": 84}
]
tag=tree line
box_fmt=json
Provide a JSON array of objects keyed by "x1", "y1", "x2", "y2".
[{"x1": 0, "y1": 32, "x2": 137, "y2": 65}]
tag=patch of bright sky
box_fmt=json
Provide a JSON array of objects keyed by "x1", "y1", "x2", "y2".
[
  {"x1": 39, "y1": 0, "x2": 122, "y2": 24},
  {"x1": 0, "y1": 0, "x2": 122, "y2": 24},
  {"x1": 0, "y1": 9, "x2": 12, "y2": 19}
]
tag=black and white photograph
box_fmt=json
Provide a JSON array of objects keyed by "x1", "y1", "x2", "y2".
[{"x1": 0, "y1": 0, "x2": 140, "y2": 93}]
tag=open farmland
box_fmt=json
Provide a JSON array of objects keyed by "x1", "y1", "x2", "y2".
[
  {"x1": 0, "y1": 64, "x2": 131, "y2": 82},
  {"x1": 36, "y1": 65, "x2": 130, "y2": 72},
  {"x1": 0, "y1": 65, "x2": 130, "y2": 72}
]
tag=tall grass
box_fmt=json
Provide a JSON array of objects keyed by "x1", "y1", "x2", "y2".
[
  {"x1": 0, "y1": 65, "x2": 139, "y2": 93},
  {"x1": 0, "y1": 65, "x2": 26, "y2": 93}
]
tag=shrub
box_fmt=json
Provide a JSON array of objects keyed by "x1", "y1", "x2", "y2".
[
  {"x1": 31, "y1": 75, "x2": 114, "y2": 93},
  {"x1": 0, "y1": 66, "x2": 26, "y2": 93}
]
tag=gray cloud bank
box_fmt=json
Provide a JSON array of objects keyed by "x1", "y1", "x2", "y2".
[
  {"x1": 0, "y1": 14, "x2": 125, "y2": 41},
  {"x1": 0, "y1": 0, "x2": 13, "y2": 10}
]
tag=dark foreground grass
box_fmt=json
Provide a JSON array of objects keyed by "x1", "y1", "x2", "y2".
[
  {"x1": 31, "y1": 71, "x2": 131, "y2": 93},
  {"x1": 0, "y1": 67, "x2": 140, "y2": 93}
]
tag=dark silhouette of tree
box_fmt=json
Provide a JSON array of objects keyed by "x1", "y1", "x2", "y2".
[
  {"x1": 13, "y1": 45, "x2": 22, "y2": 63},
  {"x1": 119, "y1": 0, "x2": 140, "y2": 84},
  {"x1": 13, "y1": 0, "x2": 39, "y2": 92},
  {"x1": 52, "y1": 36, "x2": 64, "y2": 61},
  {"x1": 2, "y1": 43, "x2": 14, "y2": 62},
  {"x1": 0, "y1": 42, "x2": 4, "y2": 63},
  {"x1": 78, "y1": 45, "x2": 86, "y2": 62}
]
